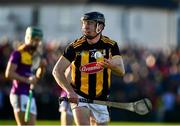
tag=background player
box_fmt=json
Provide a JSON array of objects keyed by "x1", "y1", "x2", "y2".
[{"x1": 5, "y1": 26, "x2": 44, "y2": 125}]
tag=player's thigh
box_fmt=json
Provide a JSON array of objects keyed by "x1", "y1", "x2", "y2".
[{"x1": 72, "y1": 106, "x2": 91, "y2": 125}]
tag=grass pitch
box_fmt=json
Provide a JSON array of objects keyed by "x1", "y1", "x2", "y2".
[{"x1": 0, "y1": 120, "x2": 180, "y2": 125}]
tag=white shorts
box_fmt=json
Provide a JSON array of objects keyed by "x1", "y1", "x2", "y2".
[
  {"x1": 71, "y1": 95, "x2": 110, "y2": 124},
  {"x1": 59, "y1": 101, "x2": 73, "y2": 116},
  {"x1": 10, "y1": 93, "x2": 37, "y2": 115}
]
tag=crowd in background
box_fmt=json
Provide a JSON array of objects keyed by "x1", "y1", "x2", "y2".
[{"x1": 0, "y1": 37, "x2": 180, "y2": 122}]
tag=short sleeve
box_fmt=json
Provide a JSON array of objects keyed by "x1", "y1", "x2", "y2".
[
  {"x1": 9, "y1": 51, "x2": 21, "y2": 64},
  {"x1": 111, "y1": 42, "x2": 121, "y2": 56},
  {"x1": 63, "y1": 44, "x2": 76, "y2": 62}
]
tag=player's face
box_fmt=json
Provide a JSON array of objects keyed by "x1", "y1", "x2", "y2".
[
  {"x1": 81, "y1": 20, "x2": 97, "y2": 38},
  {"x1": 28, "y1": 36, "x2": 41, "y2": 51}
]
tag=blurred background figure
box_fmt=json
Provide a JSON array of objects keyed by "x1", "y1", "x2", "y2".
[{"x1": 5, "y1": 26, "x2": 44, "y2": 125}]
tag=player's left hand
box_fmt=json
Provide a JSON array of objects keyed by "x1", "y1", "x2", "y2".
[{"x1": 97, "y1": 58, "x2": 116, "y2": 69}]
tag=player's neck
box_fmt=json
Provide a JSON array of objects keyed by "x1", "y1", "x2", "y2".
[{"x1": 87, "y1": 34, "x2": 101, "y2": 45}]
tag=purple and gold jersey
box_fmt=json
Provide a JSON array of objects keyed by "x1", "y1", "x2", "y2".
[{"x1": 9, "y1": 45, "x2": 33, "y2": 95}]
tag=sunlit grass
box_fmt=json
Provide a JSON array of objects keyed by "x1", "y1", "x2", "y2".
[{"x1": 0, "y1": 120, "x2": 180, "y2": 125}]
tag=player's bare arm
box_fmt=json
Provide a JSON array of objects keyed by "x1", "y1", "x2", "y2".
[
  {"x1": 52, "y1": 56, "x2": 78, "y2": 103},
  {"x1": 5, "y1": 62, "x2": 37, "y2": 84},
  {"x1": 107, "y1": 56, "x2": 125, "y2": 76},
  {"x1": 98, "y1": 55, "x2": 125, "y2": 76}
]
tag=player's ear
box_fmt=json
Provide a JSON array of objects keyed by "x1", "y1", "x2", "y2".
[{"x1": 96, "y1": 23, "x2": 104, "y2": 33}]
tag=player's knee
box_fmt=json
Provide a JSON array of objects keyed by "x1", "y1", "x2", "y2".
[{"x1": 73, "y1": 107, "x2": 91, "y2": 125}]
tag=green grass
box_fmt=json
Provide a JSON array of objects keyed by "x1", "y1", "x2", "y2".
[
  {"x1": 0, "y1": 120, "x2": 180, "y2": 125},
  {"x1": 0, "y1": 120, "x2": 60, "y2": 125}
]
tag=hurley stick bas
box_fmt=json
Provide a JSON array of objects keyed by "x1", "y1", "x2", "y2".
[
  {"x1": 59, "y1": 97, "x2": 152, "y2": 115},
  {"x1": 24, "y1": 84, "x2": 34, "y2": 122}
]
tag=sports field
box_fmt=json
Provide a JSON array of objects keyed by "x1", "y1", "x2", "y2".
[{"x1": 0, "y1": 120, "x2": 179, "y2": 126}]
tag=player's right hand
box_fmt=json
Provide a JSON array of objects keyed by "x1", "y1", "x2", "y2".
[{"x1": 67, "y1": 92, "x2": 79, "y2": 104}]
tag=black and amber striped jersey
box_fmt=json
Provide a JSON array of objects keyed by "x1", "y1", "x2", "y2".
[{"x1": 63, "y1": 35, "x2": 121, "y2": 100}]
